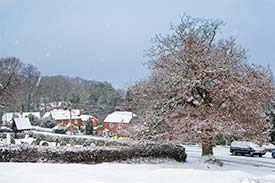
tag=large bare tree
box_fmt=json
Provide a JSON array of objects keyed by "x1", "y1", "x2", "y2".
[
  {"x1": 0, "y1": 57, "x2": 24, "y2": 111},
  {"x1": 22, "y1": 64, "x2": 41, "y2": 111},
  {"x1": 129, "y1": 15, "x2": 275, "y2": 156},
  {"x1": 0, "y1": 57, "x2": 40, "y2": 113}
]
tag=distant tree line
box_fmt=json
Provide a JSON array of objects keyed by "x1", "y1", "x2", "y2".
[
  {"x1": 0, "y1": 57, "x2": 40, "y2": 114},
  {"x1": 0, "y1": 57, "x2": 123, "y2": 122}
]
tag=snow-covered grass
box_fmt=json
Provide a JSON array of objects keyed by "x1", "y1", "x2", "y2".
[
  {"x1": 31, "y1": 126, "x2": 53, "y2": 132},
  {"x1": 0, "y1": 162, "x2": 274, "y2": 183},
  {"x1": 14, "y1": 136, "x2": 35, "y2": 145},
  {"x1": 31, "y1": 131, "x2": 107, "y2": 141},
  {"x1": 0, "y1": 131, "x2": 124, "y2": 147},
  {"x1": 14, "y1": 137, "x2": 56, "y2": 147}
]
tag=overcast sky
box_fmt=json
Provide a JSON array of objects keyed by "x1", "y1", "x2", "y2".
[{"x1": 0, "y1": 0, "x2": 274, "y2": 89}]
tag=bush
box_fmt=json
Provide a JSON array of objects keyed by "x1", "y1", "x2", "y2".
[
  {"x1": 42, "y1": 117, "x2": 56, "y2": 128},
  {"x1": 0, "y1": 141, "x2": 187, "y2": 163},
  {"x1": 69, "y1": 139, "x2": 77, "y2": 146},
  {"x1": 59, "y1": 141, "x2": 67, "y2": 146},
  {"x1": 79, "y1": 126, "x2": 85, "y2": 133},
  {"x1": 41, "y1": 141, "x2": 49, "y2": 146},
  {"x1": 215, "y1": 133, "x2": 226, "y2": 145},
  {"x1": 52, "y1": 125, "x2": 66, "y2": 134},
  {"x1": 31, "y1": 138, "x2": 41, "y2": 146},
  {"x1": 83, "y1": 140, "x2": 91, "y2": 147},
  {"x1": 28, "y1": 114, "x2": 41, "y2": 126},
  {"x1": 30, "y1": 131, "x2": 106, "y2": 146}
]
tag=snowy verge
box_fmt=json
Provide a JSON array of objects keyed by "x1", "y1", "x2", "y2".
[{"x1": 0, "y1": 162, "x2": 274, "y2": 183}]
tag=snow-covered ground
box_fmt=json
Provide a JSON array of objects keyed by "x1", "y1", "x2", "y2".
[
  {"x1": 31, "y1": 131, "x2": 108, "y2": 141},
  {"x1": 0, "y1": 162, "x2": 274, "y2": 183},
  {"x1": 0, "y1": 145, "x2": 275, "y2": 183}
]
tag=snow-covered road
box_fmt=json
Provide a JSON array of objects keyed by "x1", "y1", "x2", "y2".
[{"x1": 185, "y1": 145, "x2": 275, "y2": 173}]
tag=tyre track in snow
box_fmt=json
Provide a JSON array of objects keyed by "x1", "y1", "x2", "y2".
[
  {"x1": 217, "y1": 157, "x2": 275, "y2": 169},
  {"x1": 187, "y1": 153, "x2": 275, "y2": 169}
]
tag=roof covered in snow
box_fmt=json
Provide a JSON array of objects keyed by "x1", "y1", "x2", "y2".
[
  {"x1": 2, "y1": 112, "x2": 40, "y2": 123},
  {"x1": 80, "y1": 115, "x2": 94, "y2": 121},
  {"x1": 42, "y1": 109, "x2": 81, "y2": 120},
  {"x1": 103, "y1": 111, "x2": 137, "y2": 124},
  {"x1": 14, "y1": 118, "x2": 32, "y2": 130}
]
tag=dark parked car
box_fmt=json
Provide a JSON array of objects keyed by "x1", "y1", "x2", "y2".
[
  {"x1": 230, "y1": 141, "x2": 266, "y2": 157},
  {"x1": 272, "y1": 151, "x2": 275, "y2": 159}
]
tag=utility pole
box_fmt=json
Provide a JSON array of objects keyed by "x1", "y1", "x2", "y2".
[{"x1": 69, "y1": 108, "x2": 72, "y2": 135}]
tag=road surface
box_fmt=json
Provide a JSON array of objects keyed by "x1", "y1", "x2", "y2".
[{"x1": 184, "y1": 145, "x2": 275, "y2": 174}]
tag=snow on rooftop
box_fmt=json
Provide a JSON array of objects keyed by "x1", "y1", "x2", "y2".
[
  {"x1": 80, "y1": 115, "x2": 93, "y2": 121},
  {"x1": 43, "y1": 109, "x2": 81, "y2": 120},
  {"x1": 1, "y1": 113, "x2": 15, "y2": 122},
  {"x1": 42, "y1": 112, "x2": 51, "y2": 119},
  {"x1": 14, "y1": 118, "x2": 32, "y2": 130},
  {"x1": 104, "y1": 111, "x2": 137, "y2": 123},
  {"x1": 2, "y1": 112, "x2": 40, "y2": 123}
]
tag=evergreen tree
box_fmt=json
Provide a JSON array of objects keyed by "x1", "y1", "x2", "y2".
[{"x1": 85, "y1": 119, "x2": 94, "y2": 135}]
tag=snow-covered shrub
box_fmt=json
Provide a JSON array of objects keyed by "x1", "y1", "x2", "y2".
[
  {"x1": 41, "y1": 141, "x2": 49, "y2": 146},
  {"x1": 59, "y1": 141, "x2": 67, "y2": 146},
  {"x1": 28, "y1": 114, "x2": 41, "y2": 126},
  {"x1": 83, "y1": 140, "x2": 91, "y2": 147},
  {"x1": 215, "y1": 133, "x2": 226, "y2": 146},
  {"x1": 72, "y1": 127, "x2": 79, "y2": 135},
  {"x1": 42, "y1": 117, "x2": 56, "y2": 128},
  {"x1": 52, "y1": 125, "x2": 66, "y2": 134},
  {"x1": 0, "y1": 141, "x2": 187, "y2": 163},
  {"x1": 69, "y1": 139, "x2": 77, "y2": 146},
  {"x1": 10, "y1": 136, "x2": 15, "y2": 144},
  {"x1": 31, "y1": 138, "x2": 41, "y2": 146},
  {"x1": 30, "y1": 131, "x2": 126, "y2": 147},
  {"x1": 0, "y1": 133, "x2": 25, "y2": 140}
]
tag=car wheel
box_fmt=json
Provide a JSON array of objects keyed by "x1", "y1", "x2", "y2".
[
  {"x1": 259, "y1": 154, "x2": 262, "y2": 157},
  {"x1": 232, "y1": 151, "x2": 237, "y2": 156},
  {"x1": 272, "y1": 152, "x2": 275, "y2": 159}
]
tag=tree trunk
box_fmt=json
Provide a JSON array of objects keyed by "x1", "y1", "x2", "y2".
[
  {"x1": 28, "y1": 92, "x2": 31, "y2": 112},
  {"x1": 201, "y1": 127, "x2": 214, "y2": 156},
  {"x1": 271, "y1": 127, "x2": 275, "y2": 143},
  {"x1": 202, "y1": 141, "x2": 213, "y2": 156}
]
